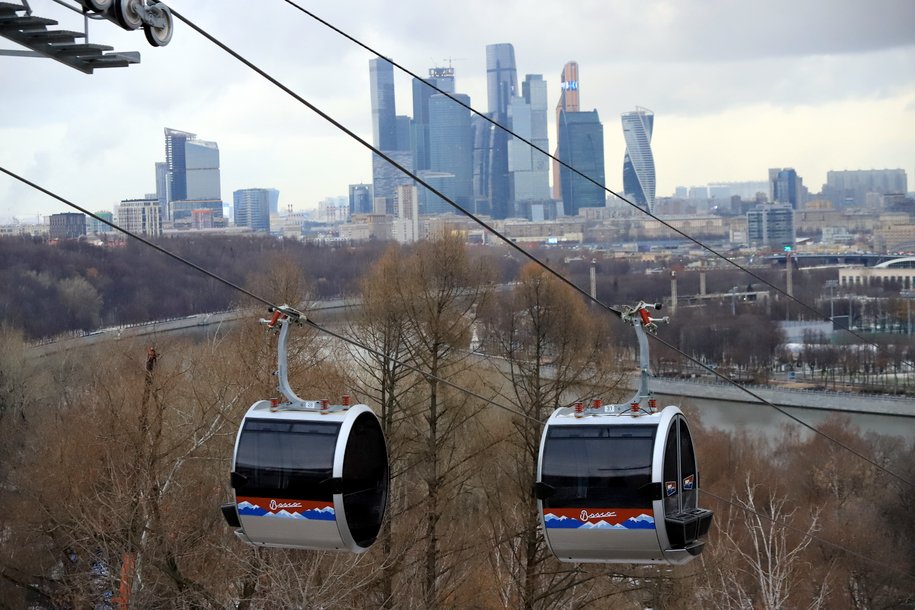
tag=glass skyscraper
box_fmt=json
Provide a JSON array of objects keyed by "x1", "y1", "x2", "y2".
[
  {"x1": 164, "y1": 127, "x2": 222, "y2": 222},
  {"x1": 370, "y1": 58, "x2": 412, "y2": 209},
  {"x1": 486, "y1": 43, "x2": 517, "y2": 121},
  {"x1": 349, "y1": 183, "x2": 373, "y2": 216},
  {"x1": 508, "y1": 74, "x2": 550, "y2": 206},
  {"x1": 475, "y1": 43, "x2": 518, "y2": 219},
  {"x1": 369, "y1": 58, "x2": 397, "y2": 150},
  {"x1": 557, "y1": 110, "x2": 605, "y2": 216},
  {"x1": 621, "y1": 107, "x2": 656, "y2": 213},
  {"x1": 768, "y1": 167, "x2": 806, "y2": 209},
  {"x1": 412, "y1": 66, "x2": 456, "y2": 174},
  {"x1": 425, "y1": 93, "x2": 473, "y2": 215},
  {"x1": 233, "y1": 188, "x2": 271, "y2": 232}
]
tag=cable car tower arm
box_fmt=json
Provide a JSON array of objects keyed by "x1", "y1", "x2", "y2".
[
  {"x1": 261, "y1": 305, "x2": 312, "y2": 409},
  {"x1": 620, "y1": 301, "x2": 668, "y2": 414}
]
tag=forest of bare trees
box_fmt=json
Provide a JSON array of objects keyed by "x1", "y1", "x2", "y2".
[
  {"x1": 1, "y1": 237, "x2": 913, "y2": 608},
  {"x1": 3, "y1": 234, "x2": 914, "y2": 397}
]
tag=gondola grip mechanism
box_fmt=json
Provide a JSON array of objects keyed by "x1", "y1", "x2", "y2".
[{"x1": 259, "y1": 307, "x2": 315, "y2": 409}]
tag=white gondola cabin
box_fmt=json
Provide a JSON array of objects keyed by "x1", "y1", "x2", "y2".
[
  {"x1": 535, "y1": 302, "x2": 713, "y2": 564},
  {"x1": 221, "y1": 308, "x2": 389, "y2": 552}
]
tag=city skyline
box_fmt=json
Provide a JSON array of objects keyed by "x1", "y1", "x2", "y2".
[{"x1": 1, "y1": 0, "x2": 914, "y2": 221}]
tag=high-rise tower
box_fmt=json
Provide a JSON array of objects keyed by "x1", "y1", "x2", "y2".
[
  {"x1": 164, "y1": 127, "x2": 222, "y2": 223},
  {"x1": 769, "y1": 168, "x2": 807, "y2": 209},
  {"x1": 621, "y1": 107, "x2": 656, "y2": 213},
  {"x1": 557, "y1": 110, "x2": 605, "y2": 216},
  {"x1": 369, "y1": 57, "x2": 412, "y2": 212},
  {"x1": 476, "y1": 43, "x2": 518, "y2": 219},
  {"x1": 233, "y1": 188, "x2": 271, "y2": 232},
  {"x1": 369, "y1": 57, "x2": 397, "y2": 150},
  {"x1": 412, "y1": 66, "x2": 456, "y2": 173},
  {"x1": 486, "y1": 43, "x2": 517, "y2": 121},
  {"x1": 425, "y1": 93, "x2": 473, "y2": 215},
  {"x1": 552, "y1": 61, "x2": 579, "y2": 200},
  {"x1": 508, "y1": 74, "x2": 550, "y2": 208}
]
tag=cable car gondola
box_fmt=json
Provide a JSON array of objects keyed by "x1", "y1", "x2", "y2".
[
  {"x1": 535, "y1": 302, "x2": 713, "y2": 564},
  {"x1": 220, "y1": 307, "x2": 389, "y2": 552}
]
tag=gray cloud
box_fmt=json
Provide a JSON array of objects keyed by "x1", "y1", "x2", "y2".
[{"x1": 1, "y1": 0, "x2": 913, "y2": 221}]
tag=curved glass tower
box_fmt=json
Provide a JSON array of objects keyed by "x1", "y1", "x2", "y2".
[{"x1": 621, "y1": 107, "x2": 655, "y2": 213}]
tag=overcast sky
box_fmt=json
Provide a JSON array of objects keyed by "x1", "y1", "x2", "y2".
[{"x1": 2, "y1": 0, "x2": 914, "y2": 222}]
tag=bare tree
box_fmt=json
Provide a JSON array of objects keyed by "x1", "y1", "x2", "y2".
[
  {"x1": 699, "y1": 476, "x2": 827, "y2": 610},
  {"x1": 476, "y1": 262, "x2": 623, "y2": 609},
  {"x1": 394, "y1": 235, "x2": 493, "y2": 608},
  {"x1": 345, "y1": 244, "x2": 425, "y2": 607}
]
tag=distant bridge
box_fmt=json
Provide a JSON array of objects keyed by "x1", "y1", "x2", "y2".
[
  {"x1": 763, "y1": 253, "x2": 897, "y2": 268},
  {"x1": 28, "y1": 299, "x2": 353, "y2": 358}
]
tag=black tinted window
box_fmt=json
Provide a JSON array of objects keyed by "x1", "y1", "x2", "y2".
[
  {"x1": 679, "y1": 421, "x2": 698, "y2": 510},
  {"x1": 663, "y1": 420, "x2": 679, "y2": 516},
  {"x1": 235, "y1": 419, "x2": 340, "y2": 501},
  {"x1": 542, "y1": 425, "x2": 656, "y2": 509}
]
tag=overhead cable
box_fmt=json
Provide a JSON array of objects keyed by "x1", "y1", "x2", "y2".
[{"x1": 164, "y1": 8, "x2": 915, "y2": 489}]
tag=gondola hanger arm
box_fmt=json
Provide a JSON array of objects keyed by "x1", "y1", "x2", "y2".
[{"x1": 259, "y1": 305, "x2": 312, "y2": 408}]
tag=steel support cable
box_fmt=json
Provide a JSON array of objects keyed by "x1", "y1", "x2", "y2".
[
  {"x1": 279, "y1": 0, "x2": 912, "y2": 368},
  {"x1": 0, "y1": 166, "x2": 541, "y2": 425},
  {"x1": 701, "y1": 487, "x2": 915, "y2": 584},
  {"x1": 3, "y1": 180, "x2": 912, "y2": 585},
  {"x1": 164, "y1": 8, "x2": 915, "y2": 489}
]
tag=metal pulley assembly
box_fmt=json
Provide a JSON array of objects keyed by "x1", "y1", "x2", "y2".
[{"x1": 79, "y1": 0, "x2": 173, "y2": 46}]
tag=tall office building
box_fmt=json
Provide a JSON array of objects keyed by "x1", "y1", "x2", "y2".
[
  {"x1": 349, "y1": 183, "x2": 373, "y2": 216},
  {"x1": 369, "y1": 58, "x2": 412, "y2": 211},
  {"x1": 425, "y1": 93, "x2": 473, "y2": 215},
  {"x1": 822, "y1": 169, "x2": 907, "y2": 208},
  {"x1": 474, "y1": 43, "x2": 518, "y2": 219},
  {"x1": 768, "y1": 168, "x2": 806, "y2": 209},
  {"x1": 557, "y1": 110, "x2": 605, "y2": 215},
  {"x1": 486, "y1": 43, "x2": 517, "y2": 121},
  {"x1": 508, "y1": 74, "x2": 550, "y2": 208},
  {"x1": 233, "y1": 189, "x2": 271, "y2": 232},
  {"x1": 412, "y1": 66, "x2": 456, "y2": 173},
  {"x1": 552, "y1": 61, "x2": 580, "y2": 200},
  {"x1": 747, "y1": 203, "x2": 795, "y2": 249},
  {"x1": 369, "y1": 58, "x2": 397, "y2": 150},
  {"x1": 621, "y1": 107, "x2": 656, "y2": 213},
  {"x1": 164, "y1": 128, "x2": 222, "y2": 222}
]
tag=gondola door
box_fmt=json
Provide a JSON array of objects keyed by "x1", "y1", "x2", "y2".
[{"x1": 658, "y1": 414, "x2": 710, "y2": 553}]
